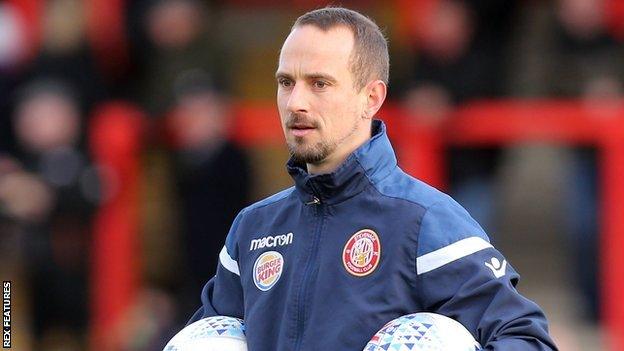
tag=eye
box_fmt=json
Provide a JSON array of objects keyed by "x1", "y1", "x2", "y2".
[
  {"x1": 278, "y1": 78, "x2": 293, "y2": 88},
  {"x1": 313, "y1": 81, "x2": 327, "y2": 89}
]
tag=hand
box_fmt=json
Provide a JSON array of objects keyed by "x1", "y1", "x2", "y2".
[{"x1": 0, "y1": 171, "x2": 55, "y2": 223}]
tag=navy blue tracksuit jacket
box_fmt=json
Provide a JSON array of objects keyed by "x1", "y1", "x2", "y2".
[{"x1": 189, "y1": 120, "x2": 558, "y2": 350}]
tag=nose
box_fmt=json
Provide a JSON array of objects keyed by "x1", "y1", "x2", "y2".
[{"x1": 286, "y1": 84, "x2": 309, "y2": 114}]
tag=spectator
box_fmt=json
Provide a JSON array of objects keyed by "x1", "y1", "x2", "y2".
[
  {"x1": 166, "y1": 71, "x2": 251, "y2": 319},
  {"x1": 8, "y1": 79, "x2": 100, "y2": 351},
  {"x1": 132, "y1": 0, "x2": 230, "y2": 116},
  {"x1": 22, "y1": 0, "x2": 107, "y2": 114}
]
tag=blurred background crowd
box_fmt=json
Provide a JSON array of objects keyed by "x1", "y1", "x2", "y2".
[{"x1": 1, "y1": 0, "x2": 624, "y2": 350}]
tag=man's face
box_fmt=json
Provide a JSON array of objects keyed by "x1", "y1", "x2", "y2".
[
  {"x1": 15, "y1": 93, "x2": 80, "y2": 153},
  {"x1": 170, "y1": 92, "x2": 225, "y2": 149},
  {"x1": 276, "y1": 25, "x2": 368, "y2": 166}
]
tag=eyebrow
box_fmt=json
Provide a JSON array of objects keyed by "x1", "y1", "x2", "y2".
[{"x1": 275, "y1": 71, "x2": 338, "y2": 84}]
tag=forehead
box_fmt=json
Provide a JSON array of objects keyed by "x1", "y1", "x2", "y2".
[
  {"x1": 278, "y1": 25, "x2": 355, "y2": 77},
  {"x1": 19, "y1": 93, "x2": 76, "y2": 114}
]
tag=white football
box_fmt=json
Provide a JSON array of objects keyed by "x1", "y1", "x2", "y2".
[
  {"x1": 163, "y1": 316, "x2": 247, "y2": 351},
  {"x1": 364, "y1": 312, "x2": 481, "y2": 351}
]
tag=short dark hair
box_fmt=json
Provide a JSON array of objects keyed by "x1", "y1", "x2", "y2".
[
  {"x1": 14, "y1": 78, "x2": 79, "y2": 110},
  {"x1": 292, "y1": 7, "x2": 389, "y2": 91}
]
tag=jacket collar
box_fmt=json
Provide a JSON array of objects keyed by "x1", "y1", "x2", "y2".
[{"x1": 286, "y1": 119, "x2": 397, "y2": 205}]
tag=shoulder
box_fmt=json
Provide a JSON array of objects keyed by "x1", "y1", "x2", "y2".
[
  {"x1": 417, "y1": 197, "x2": 490, "y2": 258},
  {"x1": 372, "y1": 167, "x2": 450, "y2": 209},
  {"x1": 373, "y1": 167, "x2": 489, "y2": 256}
]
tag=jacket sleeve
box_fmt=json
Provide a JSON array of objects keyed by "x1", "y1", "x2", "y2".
[
  {"x1": 415, "y1": 199, "x2": 558, "y2": 350},
  {"x1": 187, "y1": 211, "x2": 246, "y2": 324}
]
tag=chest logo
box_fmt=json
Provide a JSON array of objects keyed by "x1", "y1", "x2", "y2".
[
  {"x1": 249, "y1": 232, "x2": 293, "y2": 251},
  {"x1": 342, "y1": 229, "x2": 381, "y2": 277},
  {"x1": 253, "y1": 251, "x2": 284, "y2": 291}
]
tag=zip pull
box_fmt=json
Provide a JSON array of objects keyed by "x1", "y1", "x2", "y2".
[{"x1": 305, "y1": 196, "x2": 321, "y2": 205}]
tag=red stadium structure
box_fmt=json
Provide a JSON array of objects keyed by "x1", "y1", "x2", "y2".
[
  {"x1": 89, "y1": 103, "x2": 145, "y2": 351},
  {"x1": 90, "y1": 100, "x2": 624, "y2": 350}
]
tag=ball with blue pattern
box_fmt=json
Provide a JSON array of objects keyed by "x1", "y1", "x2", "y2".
[
  {"x1": 164, "y1": 316, "x2": 247, "y2": 351},
  {"x1": 364, "y1": 312, "x2": 481, "y2": 351}
]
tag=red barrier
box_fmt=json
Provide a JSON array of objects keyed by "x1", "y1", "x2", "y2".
[
  {"x1": 89, "y1": 103, "x2": 145, "y2": 351},
  {"x1": 7, "y1": 0, "x2": 43, "y2": 64},
  {"x1": 84, "y1": 0, "x2": 129, "y2": 78},
  {"x1": 600, "y1": 136, "x2": 624, "y2": 351}
]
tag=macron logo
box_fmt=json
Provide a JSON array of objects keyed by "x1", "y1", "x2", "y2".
[
  {"x1": 250, "y1": 232, "x2": 293, "y2": 251},
  {"x1": 485, "y1": 257, "x2": 507, "y2": 278}
]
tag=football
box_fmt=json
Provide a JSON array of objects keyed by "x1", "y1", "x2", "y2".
[
  {"x1": 364, "y1": 312, "x2": 481, "y2": 351},
  {"x1": 163, "y1": 316, "x2": 247, "y2": 351}
]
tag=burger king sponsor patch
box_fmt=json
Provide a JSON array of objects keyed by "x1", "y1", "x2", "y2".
[
  {"x1": 343, "y1": 229, "x2": 381, "y2": 277},
  {"x1": 253, "y1": 251, "x2": 284, "y2": 291}
]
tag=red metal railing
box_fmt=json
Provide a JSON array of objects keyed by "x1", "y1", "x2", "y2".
[{"x1": 89, "y1": 103, "x2": 145, "y2": 351}]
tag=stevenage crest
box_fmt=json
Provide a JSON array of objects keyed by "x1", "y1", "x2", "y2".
[{"x1": 342, "y1": 229, "x2": 381, "y2": 277}]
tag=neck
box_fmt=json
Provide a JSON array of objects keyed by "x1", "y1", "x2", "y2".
[{"x1": 307, "y1": 156, "x2": 344, "y2": 175}]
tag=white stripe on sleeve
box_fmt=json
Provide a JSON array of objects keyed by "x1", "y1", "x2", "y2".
[
  {"x1": 219, "y1": 246, "x2": 240, "y2": 276},
  {"x1": 417, "y1": 236, "x2": 492, "y2": 275}
]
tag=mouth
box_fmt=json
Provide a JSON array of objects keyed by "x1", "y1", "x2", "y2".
[{"x1": 288, "y1": 123, "x2": 317, "y2": 137}]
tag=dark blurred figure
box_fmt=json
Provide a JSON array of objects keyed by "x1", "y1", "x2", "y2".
[
  {"x1": 508, "y1": 0, "x2": 624, "y2": 323},
  {"x1": 131, "y1": 0, "x2": 230, "y2": 116},
  {"x1": 5, "y1": 79, "x2": 100, "y2": 351},
  {"x1": 509, "y1": 0, "x2": 624, "y2": 98},
  {"x1": 166, "y1": 72, "x2": 251, "y2": 318},
  {"x1": 22, "y1": 0, "x2": 107, "y2": 114},
  {"x1": 401, "y1": 0, "x2": 519, "y2": 231},
  {"x1": 402, "y1": 0, "x2": 515, "y2": 105}
]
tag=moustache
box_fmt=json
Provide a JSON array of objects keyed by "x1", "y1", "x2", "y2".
[{"x1": 286, "y1": 113, "x2": 318, "y2": 129}]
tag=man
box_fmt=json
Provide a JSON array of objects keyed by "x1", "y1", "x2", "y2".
[
  {"x1": 7, "y1": 79, "x2": 100, "y2": 350},
  {"x1": 189, "y1": 7, "x2": 558, "y2": 350},
  {"x1": 169, "y1": 72, "x2": 251, "y2": 315}
]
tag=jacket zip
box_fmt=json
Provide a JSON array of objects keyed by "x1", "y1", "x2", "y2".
[
  {"x1": 294, "y1": 192, "x2": 324, "y2": 350},
  {"x1": 305, "y1": 196, "x2": 321, "y2": 205}
]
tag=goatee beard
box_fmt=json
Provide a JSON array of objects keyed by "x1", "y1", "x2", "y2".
[{"x1": 288, "y1": 140, "x2": 332, "y2": 165}]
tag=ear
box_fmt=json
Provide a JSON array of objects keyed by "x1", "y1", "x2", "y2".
[{"x1": 363, "y1": 80, "x2": 387, "y2": 119}]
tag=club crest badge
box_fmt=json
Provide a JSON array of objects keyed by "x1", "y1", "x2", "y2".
[
  {"x1": 253, "y1": 251, "x2": 284, "y2": 291},
  {"x1": 342, "y1": 229, "x2": 381, "y2": 277}
]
